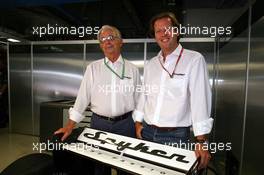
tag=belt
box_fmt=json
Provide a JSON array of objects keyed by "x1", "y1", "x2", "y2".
[
  {"x1": 93, "y1": 111, "x2": 132, "y2": 122},
  {"x1": 149, "y1": 125, "x2": 179, "y2": 131},
  {"x1": 144, "y1": 121, "x2": 190, "y2": 132}
]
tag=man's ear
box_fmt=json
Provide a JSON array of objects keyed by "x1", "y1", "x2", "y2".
[
  {"x1": 172, "y1": 27, "x2": 180, "y2": 37},
  {"x1": 99, "y1": 42, "x2": 103, "y2": 50},
  {"x1": 119, "y1": 39, "x2": 123, "y2": 47}
]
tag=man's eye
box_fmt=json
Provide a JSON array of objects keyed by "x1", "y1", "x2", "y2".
[{"x1": 107, "y1": 36, "x2": 113, "y2": 40}]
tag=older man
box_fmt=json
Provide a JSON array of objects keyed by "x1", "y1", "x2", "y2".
[
  {"x1": 55, "y1": 25, "x2": 140, "y2": 175},
  {"x1": 133, "y1": 12, "x2": 213, "y2": 170}
]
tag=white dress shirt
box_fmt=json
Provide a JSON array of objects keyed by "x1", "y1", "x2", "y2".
[
  {"x1": 133, "y1": 44, "x2": 213, "y2": 136},
  {"x1": 70, "y1": 55, "x2": 140, "y2": 123}
]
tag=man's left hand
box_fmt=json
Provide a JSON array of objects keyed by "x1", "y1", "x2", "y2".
[{"x1": 195, "y1": 143, "x2": 211, "y2": 170}]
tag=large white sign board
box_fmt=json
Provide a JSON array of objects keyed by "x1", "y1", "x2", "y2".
[{"x1": 63, "y1": 128, "x2": 198, "y2": 175}]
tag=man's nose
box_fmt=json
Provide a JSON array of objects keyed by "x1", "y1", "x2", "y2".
[
  {"x1": 163, "y1": 30, "x2": 170, "y2": 37},
  {"x1": 105, "y1": 39, "x2": 112, "y2": 44}
]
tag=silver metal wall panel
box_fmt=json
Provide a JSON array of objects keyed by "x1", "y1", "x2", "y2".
[
  {"x1": 85, "y1": 43, "x2": 106, "y2": 66},
  {"x1": 214, "y1": 35, "x2": 248, "y2": 170},
  {"x1": 9, "y1": 45, "x2": 32, "y2": 134},
  {"x1": 122, "y1": 43, "x2": 145, "y2": 76},
  {"x1": 33, "y1": 44, "x2": 84, "y2": 135},
  {"x1": 242, "y1": 17, "x2": 264, "y2": 175}
]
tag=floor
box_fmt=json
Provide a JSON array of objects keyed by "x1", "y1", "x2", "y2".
[{"x1": 0, "y1": 127, "x2": 40, "y2": 172}]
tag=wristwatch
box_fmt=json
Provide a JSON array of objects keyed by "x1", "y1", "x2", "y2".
[{"x1": 195, "y1": 139, "x2": 209, "y2": 145}]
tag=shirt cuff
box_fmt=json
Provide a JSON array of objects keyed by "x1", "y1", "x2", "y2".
[
  {"x1": 193, "y1": 118, "x2": 214, "y2": 136},
  {"x1": 132, "y1": 110, "x2": 144, "y2": 122},
  {"x1": 69, "y1": 107, "x2": 85, "y2": 123}
]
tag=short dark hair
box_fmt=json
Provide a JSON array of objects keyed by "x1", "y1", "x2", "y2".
[{"x1": 149, "y1": 12, "x2": 180, "y2": 40}]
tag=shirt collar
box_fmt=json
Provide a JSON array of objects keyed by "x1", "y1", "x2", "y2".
[
  {"x1": 157, "y1": 43, "x2": 183, "y2": 63},
  {"x1": 105, "y1": 55, "x2": 124, "y2": 65}
]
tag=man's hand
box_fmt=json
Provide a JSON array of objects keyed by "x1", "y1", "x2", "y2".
[
  {"x1": 54, "y1": 120, "x2": 76, "y2": 141},
  {"x1": 135, "y1": 122, "x2": 143, "y2": 139},
  {"x1": 195, "y1": 143, "x2": 211, "y2": 170}
]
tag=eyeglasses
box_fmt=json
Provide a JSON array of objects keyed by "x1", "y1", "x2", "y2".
[{"x1": 99, "y1": 35, "x2": 119, "y2": 43}]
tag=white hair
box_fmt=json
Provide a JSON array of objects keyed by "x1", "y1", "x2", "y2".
[{"x1": 97, "y1": 25, "x2": 122, "y2": 41}]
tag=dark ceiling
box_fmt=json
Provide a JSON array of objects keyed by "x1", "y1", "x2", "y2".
[{"x1": 0, "y1": 0, "x2": 254, "y2": 42}]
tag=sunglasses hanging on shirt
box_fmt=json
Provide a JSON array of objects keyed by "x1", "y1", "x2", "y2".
[
  {"x1": 159, "y1": 48, "x2": 184, "y2": 78},
  {"x1": 104, "y1": 57, "x2": 131, "y2": 79}
]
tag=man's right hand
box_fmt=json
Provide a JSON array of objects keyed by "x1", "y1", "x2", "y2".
[
  {"x1": 54, "y1": 120, "x2": 76, "y2": 141},
  {"x1": 135, "y1": 122, "x2": 143, "y2": 139}
]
